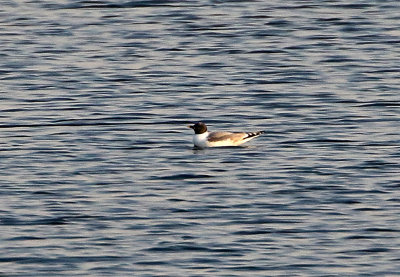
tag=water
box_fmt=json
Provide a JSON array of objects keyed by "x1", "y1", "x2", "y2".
[{"x1": 1, "y1": 0, "x2": 400, "y2": 276}]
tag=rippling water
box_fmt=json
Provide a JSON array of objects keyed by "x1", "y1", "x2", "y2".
[{"x1": 1, "y1": 0, "x2": 400, "y2": 276}]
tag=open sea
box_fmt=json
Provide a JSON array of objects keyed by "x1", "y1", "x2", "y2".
[{"x1": 1, "y1": 0, "x2": 400, "y2": 276}]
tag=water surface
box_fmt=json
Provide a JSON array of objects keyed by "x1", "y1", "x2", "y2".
[{"x1": 1, "y1": 0, "x2": 400, "y2": 276}]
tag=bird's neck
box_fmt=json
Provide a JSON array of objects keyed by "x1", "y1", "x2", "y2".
[{"x1": 195, "y1": 131, "x2": 208, "y2": 138}]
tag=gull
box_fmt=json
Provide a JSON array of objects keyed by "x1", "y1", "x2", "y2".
[{"x1": 188, "y1": 122, "x2": 264, "y2": 148}]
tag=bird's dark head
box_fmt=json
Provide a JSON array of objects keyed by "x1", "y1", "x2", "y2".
[{"x1": 188, "y1": 122, "x2": 208, "y2": 134}]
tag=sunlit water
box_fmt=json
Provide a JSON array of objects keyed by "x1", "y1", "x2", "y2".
[{"x1": 1, "y1": 0, "x2": 400, "y2": 276}]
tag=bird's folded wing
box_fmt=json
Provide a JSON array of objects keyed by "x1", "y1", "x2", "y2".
[{"x1": 207, "y1": 132, "x2": 247, "y2": 143}]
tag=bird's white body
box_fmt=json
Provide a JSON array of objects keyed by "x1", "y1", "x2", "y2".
[
  {"x1": 192, "y1": 130, "x2": 263, "y2": 148},
  {"x1": 193, "y1": 132, "x2": 210, "y2": 148}
]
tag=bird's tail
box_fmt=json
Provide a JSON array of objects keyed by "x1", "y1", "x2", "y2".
[{"x1": 244, "y1": 131, "x2": 265, "y2": 139}]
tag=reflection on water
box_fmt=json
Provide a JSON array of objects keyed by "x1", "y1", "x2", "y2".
[{"x1": 1, "y1": 0, "x2": 400, "y2": 276}]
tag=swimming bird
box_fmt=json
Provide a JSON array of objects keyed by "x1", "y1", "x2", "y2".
[{"x1": 188, "y1": 122, "x2": 264, "y2": 148}]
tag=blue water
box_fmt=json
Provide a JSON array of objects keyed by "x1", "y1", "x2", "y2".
[{"x1": 1, "y1": 0, "x2": 400, "y2": 276}]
